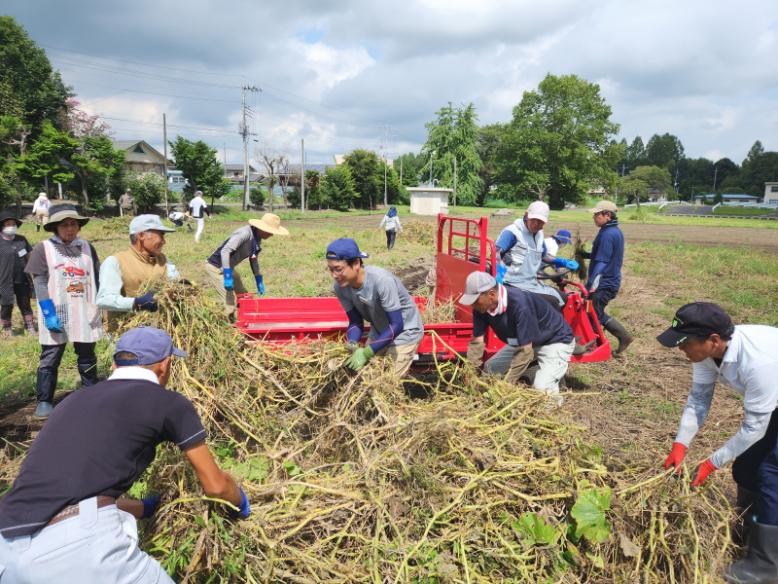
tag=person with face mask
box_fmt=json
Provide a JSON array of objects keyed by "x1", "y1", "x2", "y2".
[{"x1": 0, "y1": 211, "x2": 35, "y2": 336}]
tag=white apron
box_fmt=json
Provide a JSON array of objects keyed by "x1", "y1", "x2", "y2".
[{"x1": 38, "y1": 239, "x2": 103, "y2": 345}]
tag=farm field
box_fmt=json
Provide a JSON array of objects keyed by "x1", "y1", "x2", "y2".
[{"x1": 1, "y1": 209, "x2": 777, "y2": 582}]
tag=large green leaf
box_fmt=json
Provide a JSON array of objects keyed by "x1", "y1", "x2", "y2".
[
  {"x1": 571, "y1": 483, "x2": 612, "y2": 544},
  {"x1": 512, "y1": 512, "x2": 558, "y2": 546}
]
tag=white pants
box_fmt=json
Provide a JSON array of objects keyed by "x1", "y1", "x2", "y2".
[
  {"x1": 484, "y1": 340, "x2": 575, "y2": 395},
  {"x1": 195, "y1": 218, "x2": 205, "y2": 242},
  {"x1": 0, "y1": 497, "x2": 174, "y2": 584}
]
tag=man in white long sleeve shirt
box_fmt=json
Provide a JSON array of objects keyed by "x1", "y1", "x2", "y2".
[
  {"x1": 658, "y1": 302, "x2": 778, "y2": 584},
  {"x1": 188, "y1": 191, "x2": 209, "y2": 242}
]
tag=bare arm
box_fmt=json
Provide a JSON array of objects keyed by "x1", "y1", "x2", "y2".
[{"x1": 184, "y1": 443, "x2": 242, "y2": 507}]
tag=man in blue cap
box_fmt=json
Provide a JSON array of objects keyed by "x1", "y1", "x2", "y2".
[
  {"x1": 658, "y1": 302, "x2": 778, "y2": 583},
  {"x1": 97, "y1": 214, "x2": 181, "y2": 330},
  {"x1": 0, "y1": 326, "x2": 250, "y2": 583},
  {"x1": 326, "y1": 238, "x2": 423, "y2": 376}
]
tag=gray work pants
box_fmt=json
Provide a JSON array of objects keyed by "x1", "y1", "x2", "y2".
[{"x1": 484, "y1": 340, "x2": 575, "y2": 395}]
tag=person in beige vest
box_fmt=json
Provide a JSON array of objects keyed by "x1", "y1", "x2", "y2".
[{"x1": 96, "y1": 215, "x2": 180, "y2": 329}]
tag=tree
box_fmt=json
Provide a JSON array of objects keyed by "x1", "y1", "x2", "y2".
[
  {"x1": 395, "y1": 152, "x2": 423, "y2": 187},
  {"x1": 645, "y1": 133, "x2": 685, "y2": 172},
  {"x1": 712, "y1": 157, "x2": 739, "y2": 191},
  {"x1": 344, "y1": 149, "x2": 383, "y2": 209},
  {"x1": 625, "y1": 136, "x2": 647, "y2": 170},
  {"x1": 127, "y1": 172, "x2": 165, "y2": 213},
  {"x1": 249, "y1": 185, "x2": 265, "y2": 209},
  {"x1": 677, "y1": 157, "x2": 714, "y2": 199},
  {"x1": 304, "y1": 169, "x2": 322, "y2": 209},
  {"x1": 740, "y1": 149, "x2": 778, "y2": 195},
  {"x1": 618, "y1": 165, "x2": 672, "y2": 206},
  {"x1": 498, "y1": 74, "x2": 622, "y2": 209},
  {"x1": 169, "y1": 136, "x2": 228, "y2": 202},
  {"x1": 420, "y1": 102, "x2": 483, "y2": 205},
  {"x1": 16, "y1": 120, "x2": 77, "y2": 190},
  {"x1": 743, "y1": 140, "x2": 764, "y2": 166},
  {"x1": 320, "y1": 165, "x2": 356, "y2": 211},
  {"x1": 477, "y1": 123, "x2": 506, "y2": 205},
  {"x1": 70, "y1": 134, "x2": 125, "y2": 210},
  {"x1": 260, "y1": 151, "x2": 282, "y2": 212}
]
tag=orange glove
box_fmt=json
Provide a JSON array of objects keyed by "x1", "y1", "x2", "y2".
[
  {"x1": 691, "y1": 459, "x2": 717, "y2": 487},
  {"x1": 663, "y1": 442, "x2": 688, "y2": 472}
]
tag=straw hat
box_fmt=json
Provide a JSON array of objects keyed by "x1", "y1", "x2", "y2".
[
  {"x1": 248, "y1": 213, "x2": 289, "y2": 236},
  {"x1": 44, "y1": 204, "x2": 89, "y2": 232}
]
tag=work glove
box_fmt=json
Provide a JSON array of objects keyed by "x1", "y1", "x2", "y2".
[
  {"x1": 223, "y1": 268, "x2": 234, "y2": 291},
  {"x1": 495, "y1": 264, "x2": 507, "y2": 284},
  {"x1": 551, "y1": 257, "x2": 579, "y2": 271},
  {"x1": 662, "y1": 442, "x2": 688, "y2": 472},
  {"x1": 255, "y1": 274, "x2": 265, "y2": 296},
  {"x1": 134, "y1": 292, "x2": 158, "y2": 312},
  {"x1": 141, "y1": 494, "x2": 161, "y2": 519},
  {"x1": 466, "y1": 337, "x2": 485, "y2": 368},
  {"x1": 346, "y1": 346, "x2": 374, "y2": 371},
  {"x1": 233, "y1": 487, "x2": 251, "y2": 519},
  {"x1": 691, "y1": 459, "x2": 717, "y2": 487},
  {"x1": 345, "y1": 341, "x2": 359, "y2": 353},
  {"x1": 38, "y1": 299, "x2": 64, "y2": 333}
]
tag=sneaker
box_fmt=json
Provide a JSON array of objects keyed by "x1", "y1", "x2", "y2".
[{"x1": 33, "y1": 401, "x2": 54, "y2": 419}]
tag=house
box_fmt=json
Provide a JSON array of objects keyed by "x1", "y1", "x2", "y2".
[
  {"x1": 765, "y1": 182, "x2": 778, "y2": 205},
  {"x1": 112, "y1": 140, "x2": 169, "y2": 176},
  {"x1": 224, "y1": 164, "x2": 261, "y2": 184},
  {"x1": 692, "y1": 193, "x2": 761, "y2": 204},
  {"x1": 408, "y1": 186, "x2": 452, "y2": 216}
]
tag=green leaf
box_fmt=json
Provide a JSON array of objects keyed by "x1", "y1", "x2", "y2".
[
  {"x1": 512, "y1": 512, "x2": 558, "y2": 546},
  {"x1": 282, "y1": 460, "x2": 303, "y2": 477},
  {"x1": 224, "y1": 456, "x2": 270, "y2": 483},
  {"x1": 571, "y1": 483, "x2": 612, "y2": 544}
]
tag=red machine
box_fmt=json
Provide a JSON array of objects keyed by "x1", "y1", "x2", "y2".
[{"x1": 236, "y1": 215, "x2": 611, "y2": 364}]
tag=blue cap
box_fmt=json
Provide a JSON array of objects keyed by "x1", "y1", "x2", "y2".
[
  {"x1": 326, "y1": 238, "x2": 369, "y2": 261},
  {"x1": 554, "y1": 229, "x2": 573, "y2": 245},
  {"x1": 114, "y1": 326, "x2": 187, "y2": 366}
]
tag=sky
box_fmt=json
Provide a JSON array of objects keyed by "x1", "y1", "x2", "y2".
[{"x1": 4, "y1": 0, "x2": 778, "y2": 168}]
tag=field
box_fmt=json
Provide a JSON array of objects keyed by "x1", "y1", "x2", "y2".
[{"x1": 1, "y1": 207, "x2": 778, "y2": 582}]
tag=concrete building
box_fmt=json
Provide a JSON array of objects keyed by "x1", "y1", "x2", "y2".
[
  {"x1": 765, "y1": 182, "x2": 778, "y2": 205},
  {"x1": 692, "y1": 193, "x2": 761, "y2": 204},
  {"x1": 408, "y1": 186, "x2": 452, "y2": 216}
]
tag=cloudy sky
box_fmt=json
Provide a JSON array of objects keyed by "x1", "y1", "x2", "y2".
[{"x1": 5, "y1": 0, "x2": 778, "y2": 167}]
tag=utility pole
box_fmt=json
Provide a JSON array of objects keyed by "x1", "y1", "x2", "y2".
[
  {"x1": 162, "y1": 113, "x2": 169, "y2": 214},
  {"x1": 240, "y1": 85, "x2": 259, "y2": 211},
  {"x1": 453, "y1": 157, "x2": 457, "y2": 207},
  {"x1": 713, "y1": 165, "x2": 719, "y2": 192},
  {"x1": 223, "y1": 143, "x2": 227, "y2": 167},
  {"x1": 300, "y1": 138, "x2": 305, "y2": 212},
  {"x1": 399, "y1": 157, "x2": 403, "y2": 186}
]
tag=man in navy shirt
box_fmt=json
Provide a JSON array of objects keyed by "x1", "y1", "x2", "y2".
[
  {"x1": 459, "y1": 271, "x2": 575, "y2": 404},
  {"x1": 581, "y1": 201, "x2": 633, "y2": 355},
  {"x1": 0, "y1": 326, "x2": 250, "y2": 583}
]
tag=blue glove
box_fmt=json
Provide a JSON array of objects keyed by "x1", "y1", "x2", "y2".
[
  {"x1": 134, "y1": 292, "x2": 158, "y2": 312},
  {"x1": 255, "y1": 274, "x2": 265, "y2": 296},
  {"x1": 141, "y1": 494, "x2": 161, "y2": 519},
  {"x1": 223, "y1": 268, "x2": 234, "y2": 291},
  {"x1": 551, "y1": 257, "x2": 579, "y2": 271},
  {"x1": 495, "y1": 264, "x2": 507, "y2": 284},
  {"x1": 237, "y1": 487, "x2": 251, "y2": 518},
  {"x1": 38, "y1": 299, "x2": 64, "y2": 333}
]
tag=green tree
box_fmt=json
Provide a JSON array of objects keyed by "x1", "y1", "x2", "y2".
[
  {"x1": 17, "y1": 121, "x2": 77, "y2": 189},
  {"x1": 618, "y1": 165, "x2": 672, "y2": 205},
  {"x1": 127, "y1": 172, "x2": 166, "y2": 213},
  {"x1": 740, "y1": 149, "x2": 778, "y2": 195},
  {"x1": 169, "y1": 136, "x2": 229, "y2": 202},
  {"x1": 320, "y1": 165, "x2": 356, "y2": 211},
  {"x1": 0, "y1": 17, "x2": 70, "y2": 136},
  {"x1": 70, "y1": 135, "x2": 125, "y2": 210},
  {"x1": 498, "y1": 74, "x2": 623, "y2": 209},
  {"x1": 249, "y1": 185, "x2": 265, "y2": 209},
  {"x1": 645, "y1": 133, "x2": 685, "y2": 172},
  {"x1": 712, "y1": 158, "x2": 739, "y2": 191},
  {"x1": 625, "y1": 136, "x2": 647, "y2": 170},
  {"x1": 395, "y1": 152, "x2": 423, "y2": 187},
  {"x1": 343, "y1": 149, "x2": 383, "y2": 209},
  {"x1": 477, "y1": 123, "x2": 506, "y2": 206},
  {"x1": 304, "y1": 169, "x2": 322, "y2": 209},
  {"x1": 420, "y1": 102, "x2": 483, "y2": 205},
  {"x1": 677, "y1": 157, "x2": 714, "y2": 200}
]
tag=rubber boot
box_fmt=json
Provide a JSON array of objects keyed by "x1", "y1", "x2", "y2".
[
  {"x1": 603, "y1": 318, "x2": 634, "y2": 355},
  {"x1": 36, "y1": 223, "x2": 40, "y2": 233},
  {"x1": 733, "y1": 486, "x2": 759, "y2": 546},
  {"x1": 23, "y1": 313, "x2": 36, "y2": 335},
  {"x1": 33, "y1": 401, "x2": 53, "y2": 419},
  {"x1": 1, "y1": 318, "x2": 11, "y2": 338},
  {"x1": 573, "y1": 339, "x2": 596, "y2": 355},
  {"x1": 36, "y1": 368, "x2": 58, "y2": 404},
  {"x1": 724, "y1": 522, "x2": 778, "y2": 583}
]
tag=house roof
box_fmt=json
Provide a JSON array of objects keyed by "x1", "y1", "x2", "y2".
[
  {"x1": 224, "y1": 163, "x2": 258, "y2": 172},
  {"x1": 112, "y1": 140, "x2": 168, "y2": 165}
]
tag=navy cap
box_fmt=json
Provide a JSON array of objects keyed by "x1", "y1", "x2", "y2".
[
  {"x1": 657, "y1": 302, "x2": 735, "y2": 347},
  {"x1": 326, "y1": 238, "x2": 369, "y2": 261},
  {"x1": 554, "y1": 229, "x2": 573, "y2": 245},
  {"x1": 114, "y1": 326, "x2": 187, "y2": 366}
]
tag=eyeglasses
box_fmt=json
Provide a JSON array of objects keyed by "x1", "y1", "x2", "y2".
[{"x1": 326, "y1": 265, "x2": 349, "y2": 276}]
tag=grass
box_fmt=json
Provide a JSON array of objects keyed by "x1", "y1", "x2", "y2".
[{"x1": 713, "y1": 206, "x2": 778, "y2": 216}]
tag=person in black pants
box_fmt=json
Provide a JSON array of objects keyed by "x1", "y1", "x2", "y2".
[
  {"x1": 0, "y1": 211, "x2": 35, "y2": 336},
  {"x1": 379, "y1": 206, "x2": 402, "y2": 250}
]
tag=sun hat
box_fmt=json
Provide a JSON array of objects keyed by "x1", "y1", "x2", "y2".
[
  {"x1": 129, "y1": 214, "x2": 176, "y2": 235},
  {"x1": 0, "y1": 210, "x2": 22, "y2": 227},
  {"x1": 325, "y1": 238, "x2": 369, "y2": 261},
  {"x1": 656, "y1": 302, "x2": 735, "y2": 347},
  {"x1": 588, "y1": 200, "x2": 618, "y2": 214},
  {"x1": 458, "y1": 271, "x2": 498, "y2": 306},
  {"x1": 113, "y1": 326, "x2": 187, "y2": 366},
  {"x1": 44, "y1": 204, "x2": 89, "y2": 232},
  {"x1": 249, "y1": 213, "x2": 289, "y2": 236},
  {"x1": 526, "y1": 201, "x2": 550, "y2": 222}
]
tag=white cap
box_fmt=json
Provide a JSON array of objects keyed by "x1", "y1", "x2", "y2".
[
  {"x1": 458, "y1": 271, "x2": 497, "y2": 306},
  {"x1": 526, "y1": 201, "x2": 550, "y2": 222},
  {"x1": 129, "y1": 214, "x2": 176, "y2": 235}
]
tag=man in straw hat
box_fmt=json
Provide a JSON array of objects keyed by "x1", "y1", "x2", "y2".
[
  {"x1": 97, "y1": 214, "x2": 180, "y2": 330},
  {"x1": 657, "y1": 302, "x2": 778, "y2": 583},
  {"x1": 24, "y1": 205, "x2": 103, "y2": 419},
  {"x1": 459, "y1": 270, "x2": 575, "y2": 406},
  {"x1": 0, "y1": 326, "x2": 250, "y2": 583},
  {"x1": 580, "y1": 200, "x2": 633, "y2": 355},
  {"x1": 205, "y1": 213, "x2": 289, "y2": 318},
  {"x1": 326, "y1": 238, "x2": 423, "y2": 376}
]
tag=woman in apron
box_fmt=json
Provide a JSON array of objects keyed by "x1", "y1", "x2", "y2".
[{"x1": 24, "y1": 205, "x2": 103, "y2": 419}]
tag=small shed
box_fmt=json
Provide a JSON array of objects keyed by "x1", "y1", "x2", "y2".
[{"x1": 408, "y1": 187, "x2": 452, "y2": 216}]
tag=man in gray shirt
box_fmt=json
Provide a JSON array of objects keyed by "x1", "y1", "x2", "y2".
[
  {"x1": 326, "y1": 238, "x2": 423, "y2": 376},
  {"x1": 205, "y1": 214, "x2": 288, "y2": 318}
]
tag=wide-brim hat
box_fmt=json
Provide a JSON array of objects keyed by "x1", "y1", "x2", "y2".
[
  {"x1": 44, "y1": 204, "x2": 89, "y2": 232},
  {"x1": 0, "y1": 210, "x2": 22, "y2": 227},
  {"x1": 249, "y1": 213, "x2": 289, "y2": 236}
]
